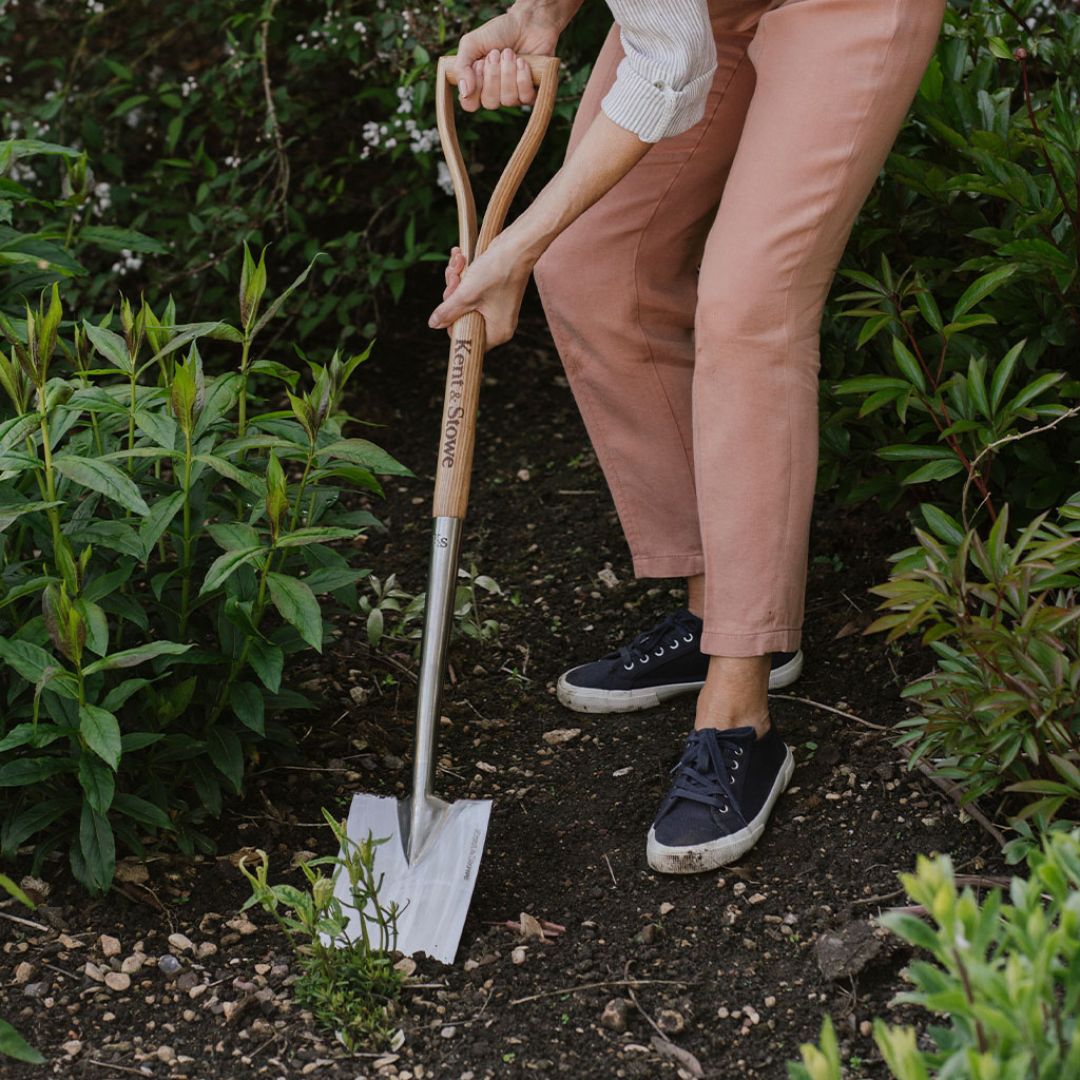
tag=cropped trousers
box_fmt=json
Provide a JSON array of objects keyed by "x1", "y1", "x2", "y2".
[{"x1": 532, "y1": 0, "x2": 945, "y2": 656}]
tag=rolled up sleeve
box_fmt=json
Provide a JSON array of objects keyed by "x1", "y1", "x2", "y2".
[{"x1": 600, "y1": 0, "x2": 717, "y2": 143}]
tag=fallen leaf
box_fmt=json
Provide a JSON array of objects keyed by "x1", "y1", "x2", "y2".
[{"x1": 518, "y1": 912, "x2": 546, "y2": 942}]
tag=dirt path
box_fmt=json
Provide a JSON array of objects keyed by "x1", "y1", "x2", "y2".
[{"x1": 0, "y1": 293, "x2": 1000, "y2": 1079}]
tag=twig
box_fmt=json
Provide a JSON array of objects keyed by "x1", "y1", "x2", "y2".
[
  {"x1": 626, "y1": 983, "x2": 669, "y2": 1043},
  {"x1": 603, "y1": 853, "x2": 618, "y2": 887},
  {"x1": 257, "y1": 0, "x2": 290, "y2": 214},
  {"x1": 0, "y1": 909, "x2": 50, "y2": 932},
  {"x1": 767, "y1": 693, "x2": 889, "y2": 731},
  {"x1": 87, "y1": 1061, "x2": 148, "y2": 1076},
  {"x1": 510, "y1": 978, "x2": 691, "y2": 1007}
]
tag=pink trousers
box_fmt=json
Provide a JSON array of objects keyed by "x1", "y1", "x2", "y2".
[{"x1": 532, "y1": 0, "x2": 945, "y2": 656}]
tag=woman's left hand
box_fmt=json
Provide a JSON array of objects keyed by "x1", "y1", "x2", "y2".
[{"x1": 427, "y1": 231, "x2": 534, "y2": 348}]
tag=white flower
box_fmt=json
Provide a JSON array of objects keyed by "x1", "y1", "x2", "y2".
[{"x1": 436, "y1": 160, "x2": 453, "y2": 196}]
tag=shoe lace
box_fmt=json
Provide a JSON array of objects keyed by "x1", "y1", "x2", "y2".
[
  {"x1": 663, "y1": 728, "x2": 749, "y2": 825},
  {"x1": 617, "y1": 609, "x2": 699, "y2": 667}
]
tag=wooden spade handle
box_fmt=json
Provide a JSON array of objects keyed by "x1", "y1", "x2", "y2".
[{"x1": 432, "y1": 53, "x2": 560, "y2": 520}]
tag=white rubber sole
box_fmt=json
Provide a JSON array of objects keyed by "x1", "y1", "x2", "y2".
[
  {"x1": 646, "y1": 747, "x2": 795, "y2": 874},
  {"x1": 556, "y1": 649, "x2": 804, "y2": 714}
]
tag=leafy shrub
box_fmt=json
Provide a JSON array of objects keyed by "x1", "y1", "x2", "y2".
[
  {"x1": 868, "y1": 501, "x2": 1080, "y2": 830},
  {"x1": 1, "y1": 0, "x2": 610, "y2": 339},
  {"x1": 788, "y1": 827, "x2": 1080, "y2": 1079},
  {"x1": 0, "y1": 247, "x2": 409, "y2": 893},
  {"x1": 239, "y1": 812, "x2": 406, "y2": 1051},
  {"x1": 821, "y1": 0, "x2": 1079, "y2": 509}
]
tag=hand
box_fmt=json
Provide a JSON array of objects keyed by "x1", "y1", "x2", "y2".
[
  {"x1": 453, "y1": 3, "x2": 567, "y2": 110},
  {"x1": 427, "y1": 233, "x2": 534, "y2": 348}
]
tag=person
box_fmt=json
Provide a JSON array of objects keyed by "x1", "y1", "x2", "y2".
[{"x1": 427, "y1": 0, "x2": 945, "y2": 874}]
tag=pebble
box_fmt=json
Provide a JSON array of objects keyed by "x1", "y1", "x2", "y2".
[
  {"x1": 14, "y1": 961, "x2": 33, "y2": 984},
  {"x1": 764, "y1": 996, "x2": 776, "y2": 1008},
  {"x1": 23, "y1": 982, "x2": 48, "y2": 999},
  {"x1": 732, "y1": 882, "x2": 747, "y2": 896},
  {"x1": 158, "y1": 954, "x2": 182, "y2": 976},
  {"x1": 601, "y1": 998, "x2": 632, "y2": 1033},
  {"x1": 62, "y1": 1040, "x2": 82, "y2": 1056},
  {"x1": 84, "y1": 962, "x2": 105, "y2": 983},
  {"x1": 463, "y1": 959, "x2": 480, "y2": 972},
  {"x1": 860, "y1": 1020, "x2": 873, "y2": 1037},
  {"x1": 167, "y1": 933, "x2": 194, "y2": 953},
  {"x1": 197, "y1": 942, "x2": 218, "y2": 959},
  {"x1": 541, "y1": 728, "x2": 581, "y2": 746},
  {"x1": 226, "y1": 915, "x2": 258, "y2": 936},
  {"x1": 657, "y1": 1009, "x2": 685, "y2": 1035},
  {"x1": 748, "y1": 893, "x2": 767, "y2": 905},
  {"x1": 121, "y1": 953, "x2": 145, "y2": 974},
  {"x1": 105, "y1": 971, "x2": 131, "y2": 992},
  {"x1": 99, "y1": 934, "x2": 122, "y2": 957},
  {"x1": 511, "y1": 946, "x2": 527, "y2": 965},
  {"x1": 157, "y1": 1045, "x2": 176, "y2": 1063},
  {"x1": 717, "y1": 1007, "x2": 730, "y2": 1019},
  {"x1": 659, "y1": 902, "x2": 675, "y2": 916},
  {"x1": 441, "y1": 1026, "x2": 457, "y2": 1039}
]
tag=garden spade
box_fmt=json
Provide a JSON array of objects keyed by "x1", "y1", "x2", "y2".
[{"x1": 334, "y1": 53, "x2": 561, "y2": 965}]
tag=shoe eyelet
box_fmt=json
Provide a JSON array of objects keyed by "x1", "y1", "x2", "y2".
[
  {"x1": 639, "y1": 654, "x2": 651, "y2": 664},
  {"x1": 654, "y1": 646, "x2": 665, "y2": 657},
  {"x1": 731, "y1": 760, "x2": 740, "y2": 770},
  {"x1": 669, "y1": 638, "x2": 679, "y2": 649},
  {"x1": 734, "y1": 746, "x2": 744, "y2": 756},
  {"x1": 718, "y1": 802, "x2": 729, "y2": 814},
  {"x1": 729, "y1": 774, "x2": 736, "y2": 784},
  {"x1": 623, "y1": 662, "x2": 635, "y2": 671},
  {"x1": 683, "y1": 633, "x2": 694, "y2": 642}
]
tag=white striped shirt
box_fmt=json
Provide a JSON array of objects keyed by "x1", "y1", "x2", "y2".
[{"x1": 600, "y1": 0, "x2": 717, "y2": 143}]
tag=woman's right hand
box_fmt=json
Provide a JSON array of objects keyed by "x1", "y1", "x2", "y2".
[{"x1": 452, "y1": 4, "x2": 567, "y2": 111}]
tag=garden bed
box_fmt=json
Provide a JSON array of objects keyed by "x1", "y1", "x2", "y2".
[{"x1": 0, "y1": 291, "x2": 1003, "y2": 1079}]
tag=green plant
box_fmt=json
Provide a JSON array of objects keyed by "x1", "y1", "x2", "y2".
[
  {"x1": 0, "y1": 874, "x2": 43, "y2": 1066},
  {"x1": 788, "y1": 828, "x2": 1080, "y2": 1079},
  {"x1": 238, "y1": 809, "x2": 406, "y2": 1051},
  {"x1": 0, "y1": 248, "x2": 410, "y2": 893},
  {"x1": 867, "y1": 500, "x2": 1080, "y2": 828}
]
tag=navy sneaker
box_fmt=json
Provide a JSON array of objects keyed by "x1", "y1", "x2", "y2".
[
  {"x1": 556, "y1": 609, "x2": 803, "y2": 714},
  {"x1": 647, "y1": 724, "x2": 794, "y2": 874}
]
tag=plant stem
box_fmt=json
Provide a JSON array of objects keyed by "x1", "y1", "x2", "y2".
[{"x1": 179, "y1": 428, "x2": 194, "y2": 636}]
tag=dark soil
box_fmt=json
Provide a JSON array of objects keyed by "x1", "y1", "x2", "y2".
[{"x1": 1, "y1": 287, "x2": 1003, "y2": 1080}]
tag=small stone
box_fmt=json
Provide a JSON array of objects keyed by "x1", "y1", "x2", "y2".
[
  {"x1": 158, "y1": 954, "x2": 182, "y2": 976},
  {"x1": 542, "y1": 728, "x2": 581, "y2": 746},
  {"x1": 717, "y1": 1007, "x2": 730, "y2": 1019},
  {"x1": 748, "y1": 893, "x2": 767, "y2": 905},
  {"x1": 225, "y1": 915, "x2": 258, "y2": 936},
  {"x1": 349, "y1": 686, "x2": 369, "y2": 706},
  {"x1": 188, "y1": 984, "x2": 208, "y2": 1000},
  {"x1": 183, "y1": 1010, "x2": 196, "y2": 1022},
  {"x1": 636, "y1": 924, "x2": 658, "y2": 946},
  {"x1": 764, "y1": 996, "x2": 776, "y2": 1008},
  {"x1": 463, "y1": 959, "x2": 480, "y2": 972},
  {"x1": 860, "y1": 1020, "x2": 873, "y2": 1037},
  {"x1": 58, "y1": 933, "x2": 83, "y2": 950},
  {"x1": 516, "y1": 468, "x2": 530, "y2": 481},
  {"x1": 83, "y1": 962, "x2": 105, "y2": 983},
  {"x1": 196, "y1": 941, "x2": 218, "y2": 959},
  {"x1": 99, "y1": 934, "x2": 122, "y2": 957},
  {"x1": 157, "y1": 1045, "x2": 176, "y2": 1063},
  {"x1": 441, "y1": 1026, "x2": 457, "y2": 1039},
  {"x1": 743, "y1": 1005, "x2": 761, "y2": 1025},
  {"x1": 105, "y1": 971, "x2": 131, "y2": 992},
  {"x1": 657, "y1": 1009, "x2": 685, "y2": 1035},
  {"x1": 62, "y1": 1040, "x2": 82, "y2": 1057},
  {"x1": 659, "y1": 902, "x2": 675, "y2": 916},
  {"x1": 394, "y1": 957, "x2": 417, "y2": 977},
  {"x1": 511, "y1": 946, "x2": 527, "y2": 965},
  {"x1": 14, "y1": 961, "x2": 33, "y2": 984},
  {"x1": 167, "y1": 933, "x2": 194, "y2": 953},
  {"x1": 601, "y1": 998, "x2": 632, "y2": 1032},
  {"x1": 23, "y1": 982, "x2": 48, "y2": 999},
  {"x1": 254, "y1": 963, "x2": 271, "y2": 976},
  {"x1": 732, "y1": 882, "x2": 746, "y2": 896},
  {"x1": 815, "y1": 921, "x2": 883, "y2": 981},
  {"x1": 121, "y1": 953, "x2": 145, "y2": 975}
]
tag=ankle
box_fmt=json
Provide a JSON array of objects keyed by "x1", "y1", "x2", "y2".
[{"x1": 694, "y1": 708, "x2": 771, "y2": 739}]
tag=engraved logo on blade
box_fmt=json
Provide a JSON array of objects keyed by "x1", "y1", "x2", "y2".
[{"x1": 463, "y1": 827, "x2": 481, "y2": 881}]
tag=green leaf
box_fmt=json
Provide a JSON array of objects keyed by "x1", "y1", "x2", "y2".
[
  {"x1": 0, "y1": 499, "x2": 61, "y2": 532},
  {"x1": 267, "y1": 572, "x2": 323, "y2": 651},
  {"x1": 0, "y1": 1019, "x2": 44, "y2": 1065},
  {"x1": 248, "y1": 639, "x2": 283, "y2": 693},
  {"x1": 112, "y1": 793, "x2": 172, "y2": 831},
  {"x1": 139, "y1": 491, "x2": 185, "y2": 558},
  {"x1": 230, "y1": 682, "x2": 265, "y2": 735},
  {"x1": 193, "y1": 453, "x2": 267, "y2": 496},
  {"x1": 199, "y1": 546, "x2": 264, "y2": 595},
  {"x1": 251, "y1": 253, "x2": 323, "y2": 338},
  {"x1": 316, "y1": 439, "x2": 413, "y2": 476},
  {"x1": 0, "y1": 636, "x2": 57, "y2": 683},
  {"x1": 207, "y1": 522, "x2": 261, "y2": 552},
  {"x1": 77, "y1": 803, "x2": 115, "y2": 894},
  {"x1": 78, "y1": 752, "x2": 115, "y2": 814},
  {"x1": 80, "y1": 225, "x2": 167, "y2": 254},
  {"x1": 79, "y1": 704, "x2": 122, "y2": 771},
  {"x1": 275, "y1": 527, "x2": 358, "y2": 548},
  {"x1": 1, "y1": 799, "x2": 72, "y2": 855},
  {"x1": 990, "y1": 340, "x2": 1026, "y2": 412},
  {"x1": 920, "y1": 504, "x2": 965, "y2": 546},
  {"x1": 951, "y1": 264, "x2": 1018, "y2": 319},
  {"x1": 901, "y1": 459, "x2": 965, "y2": 485},
  {"x1": 891, "y1": 338, "x2": 926, "y2": 393},
  {"x1": 83, "y1": 321, "x2": 132, "y2": 373},
  {"x1": 83, "y1": 640, "x2": 192, "y2": 675},
  {"x1": 53, "y1": 456, "x2": 150, "y2": 516},
  {"x1": 207, "y1": 727, "x2": 244, "y2": 793}
]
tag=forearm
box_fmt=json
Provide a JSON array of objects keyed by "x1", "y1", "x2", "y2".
[
  {"x1": 509, "y1": 0, "x2": 586, "y2": 35},
  {"x1": 509, "y1": 111, "x2": 651, "y2": 264}
]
